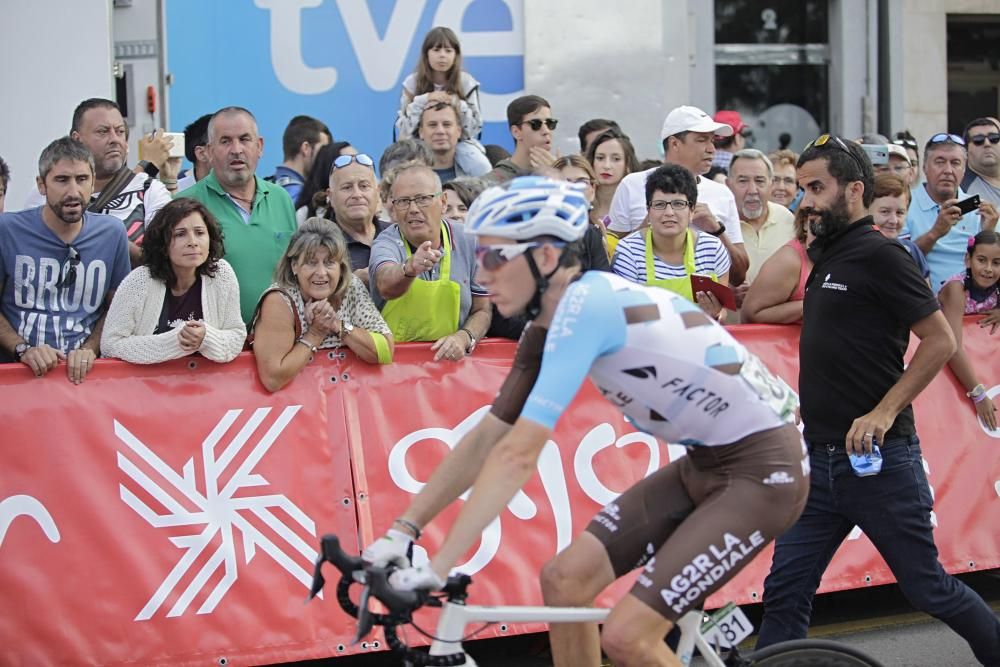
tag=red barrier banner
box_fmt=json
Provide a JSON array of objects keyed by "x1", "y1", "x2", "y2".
[{"x1": 1, "y1": 320, "x2": 999, "y2": 665}]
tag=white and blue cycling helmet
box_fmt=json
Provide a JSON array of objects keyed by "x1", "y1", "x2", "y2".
[
  {"x1": 466, "y1": 176, "x2": 590, "y2": 242},
  {"x1": 466, "y1": 177, "x2": 591, "y2": 319}
]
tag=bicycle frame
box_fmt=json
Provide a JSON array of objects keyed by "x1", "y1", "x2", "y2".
[{"x1": 425, "y1": 602, "x2": 728, "y2": 667}]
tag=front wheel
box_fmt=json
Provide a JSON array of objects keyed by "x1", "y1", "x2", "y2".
[{"x1": 747, "y1": 639, "x2": 885, "y2": 667}]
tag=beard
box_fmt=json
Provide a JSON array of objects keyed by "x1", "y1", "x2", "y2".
[{"x1": 802, "y1": 191, "x2": 852, "y2": 241}]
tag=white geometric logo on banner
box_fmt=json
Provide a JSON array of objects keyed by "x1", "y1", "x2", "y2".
[{"x1": 115, "y1": 406, "x2": 318, "y2": 620}]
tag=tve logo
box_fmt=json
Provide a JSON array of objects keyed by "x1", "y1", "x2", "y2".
[{"x1": 166, "y1": 0, "x2": 524, "y2": 178}]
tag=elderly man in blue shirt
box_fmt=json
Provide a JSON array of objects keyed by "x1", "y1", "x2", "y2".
[{"x1": 903, "y1": 133, "x2": 999, "y2": 293}]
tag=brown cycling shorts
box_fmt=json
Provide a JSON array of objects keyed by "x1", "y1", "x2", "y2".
[{"x1": 585, "y1": 423, "x2": 809, "y2": 621}]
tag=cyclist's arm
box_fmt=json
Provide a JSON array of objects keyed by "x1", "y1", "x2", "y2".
[
  {"x1": 428, "y1": 276, "x2": 625, "y2": 578},
  {"x1": 393, "y1": 325, "x2": 548, "y2": 536},
  {"x1": 396, "y1": 413, "x2": 512, "y2": 534}
]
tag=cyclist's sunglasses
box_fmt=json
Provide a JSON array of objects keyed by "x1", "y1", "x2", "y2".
[
  {"x1": 474, "y1": 241, "x2": 564, "y2": 271},
  {"x1": 805, "y1": 134, "x2": 866, "y2": 175},
  {"x1": 519, "y1": 118, "x2": 559, "y2": 131},
  {"x1": 331, "y1": 153, "x2": 375, "y2": 172}
]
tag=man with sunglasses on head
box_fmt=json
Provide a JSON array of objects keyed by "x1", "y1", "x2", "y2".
[
  {"x1": 327, "y1": 152, "x2": 387, "y2": 287},
  {"x1": 364, "y1": 176, "x2": 808, "y2": 667},
  {"x1": 369, "y1": 161, "x2": 491, "y2": 362},
  {"x1": 0, "y1": 137, "x2": 129, "y2": 384},
  {"x1": 961, "y1": 117, "x2": 1000, "y2": 208},
  {"x1": 483, "y1": 95, "x2": 558, "y2": 185},
  {"x1": 901, "y1": 132, "x2": 999, "y2": 294},
  {"x1": 176, "y1": 106, "x2": 297, "y2": 325},
  {"x1": 755, "y1": 134, "x2": 1000, "y2": 666}
]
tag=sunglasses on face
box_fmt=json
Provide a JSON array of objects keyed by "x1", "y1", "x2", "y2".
[
  {"x1": 970, "y1": 133, "x2": 1000, "y2": 147},
  {"x1": 56, "y1": 245, "x2": 81, "y2": 290},
  {"x1": 519, "y1": 118, "x2": 559, "y2": 131},
  {"x1": 928, "y1": 133, "x2": 966, "y2": 146},
  {"x1": 892, "y1": 136, "x2": 918, "y2": 150},
  {"x1": 331, "y1": 153, "x2": 375, "y2": 172},
  {"x1": 474, "y1": 241, "x2": 564, "y2": 271},
  {"x1": 805, "y1": 133, "x2": 867, "y2": 175}
]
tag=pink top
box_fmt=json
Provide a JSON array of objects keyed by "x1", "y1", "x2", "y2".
[
  {"x1": 942, "y1": 271, "x2": 999, "y2": 314},
  {"x1": 787, "y1": 238, "x2": 810, "y2": 302}
]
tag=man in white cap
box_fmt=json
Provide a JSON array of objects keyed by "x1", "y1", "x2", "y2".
[
  {"x1": 874, "y1": 142, "x2": 916, "y2": 184},
  {"x1": 608, "y1": 105, "x2": 748, "y2": 285}
]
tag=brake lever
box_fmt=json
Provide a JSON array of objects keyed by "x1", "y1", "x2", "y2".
[{"x1": 352, "y1": 584, "x2": 375, "y2": 644}]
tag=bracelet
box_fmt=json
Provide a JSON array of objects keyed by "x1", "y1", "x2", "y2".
[
  {"x1": 393, "y1": 517, "x2": 421, "y2": 539},
  {"x1": 967, "y1": 383, "x2": 986, "y2": 399},
  {"x1": 974, "y1": 391, "x2": 990, "y2": 404},
  {"x1": 296, "y1": 337, "x2": 317, "y2": 353}
]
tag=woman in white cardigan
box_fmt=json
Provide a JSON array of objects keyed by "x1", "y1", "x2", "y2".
[{"x1": 101, "y1": 198, "x2": 246, "y2": 363}]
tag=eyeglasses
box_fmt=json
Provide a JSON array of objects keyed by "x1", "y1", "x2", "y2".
[
  {"x1": 928, "y1": 133, "x2": 965, "y2": 147},
  {"x1": 889, "y1": 163, "x2": 912, "y2": 175},
  {"x1": 475, "y1": 241, "x2": 563, "y2": 271},
  {"x1": 391, "y1": 192, "x2": 441, "y2": 210},
  {"x1": 519, "y1": 118, "x2": 559, "y2": 131},
  {"x1": 970, "y1": 133, "x2": 1000, "y2": 147},
  {"x1": 805, "y1": 134, "x2": 867, "y2": 176},
  {"x1": 648, "y1": 199, "x2": 692, "y2": 211},
  {"x1": 772, "y1": 176, "x2": 797, "y2": 186},
  {"x1": 331, "y1": 153, "x2": 375, "y2": 172},
  {"x1": 56, "y1": 245, "x2": 81, "y2": 290},
  {"x1": 566, "y1": 176, "x2": 593, "y2": 186}
]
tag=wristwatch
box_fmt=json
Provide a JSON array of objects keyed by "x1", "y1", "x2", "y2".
[
  {"x1": 461, "y1": 328, "x2": 477, "y2": 354},
  {"x1": 708, "y1": 222, "x2": 727, "y2": 237},
  {"x1": 13, "y1": 342, "x2": 29, "y2": 361},
  {"x1": 138, "y1": 160, "x2": 159, "y2": 179},
  {"x1": 341, "y1": 320, "x2": 355, "y2": 338}
]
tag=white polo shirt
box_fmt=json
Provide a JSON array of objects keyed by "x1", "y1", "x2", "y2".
[{"x1": 608, "y1": 167, "x2": 744, "y2": 246}]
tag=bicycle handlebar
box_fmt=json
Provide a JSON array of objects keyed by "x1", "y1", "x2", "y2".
[{"x1": 310, "y1": 534, "x2": 470, "y2": 666}]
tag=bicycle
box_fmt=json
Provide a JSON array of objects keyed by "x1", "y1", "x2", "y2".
[{"x1": 310, "y1": 534, "x2": 885, "y2": 667}]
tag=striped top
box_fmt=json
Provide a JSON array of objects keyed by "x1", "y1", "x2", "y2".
[{"x1": 611, "y1": 230, "x2": 731, "y2": 283}]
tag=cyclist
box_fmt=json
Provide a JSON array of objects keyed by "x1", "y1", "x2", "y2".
[{"x1": 363, "y1": 170, "x2": 809, "y2": 667}]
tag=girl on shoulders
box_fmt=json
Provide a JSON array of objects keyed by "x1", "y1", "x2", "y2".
[
  {"x1": 101, "y1": 198, "x2": 246, "y2": 364},
  {"x1": 938, "y1": 231, "x2": 1000, "y2": 430},
  {"x1": 395, "y1": 26, "x2": 491, "y2": 177}
]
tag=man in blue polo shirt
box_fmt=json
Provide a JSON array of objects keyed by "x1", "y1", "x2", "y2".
[{"x1": 903, "y1": 133, "x2": 999, "y2": 293}]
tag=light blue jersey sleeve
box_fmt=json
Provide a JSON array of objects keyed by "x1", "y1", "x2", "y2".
[{"x1": 521, "y1": 273, "x2": 627, "y2": 429}]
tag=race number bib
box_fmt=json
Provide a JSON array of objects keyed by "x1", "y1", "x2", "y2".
[{"x1": 739, "y1": 352, "x2": 798, "y2": 422}]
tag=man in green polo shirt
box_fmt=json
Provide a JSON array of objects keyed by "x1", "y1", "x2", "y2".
[{"x1": 175, "y1": 106, "x2": 296, "y2": 323}]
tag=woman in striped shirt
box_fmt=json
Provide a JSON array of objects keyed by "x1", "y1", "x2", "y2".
[{"x1": 611, "y1": 164, "x2": 731, "y2": 318}]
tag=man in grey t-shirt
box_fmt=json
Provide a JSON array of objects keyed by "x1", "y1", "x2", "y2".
[
  {"x1": 369, "y1": 163, "x2": 490, "y2": 362},
  {"x1": 961, "y1": 117, "x2": 1000, "y2": 207}
]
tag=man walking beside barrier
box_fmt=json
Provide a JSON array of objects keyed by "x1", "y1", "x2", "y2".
[{"x1": 755, "y1": 134, "x2": 1000, "y2": 667}]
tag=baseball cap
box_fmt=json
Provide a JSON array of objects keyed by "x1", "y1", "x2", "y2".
[
  {"x1": 714, "y1": 110, "x2": 748, "y2": 135},
  {"x1": 886, "y1": 143, "x2": 911, "y2": 163},
  {"x1": 661, "y1": 105, "x2": 735, "y2": 140}
]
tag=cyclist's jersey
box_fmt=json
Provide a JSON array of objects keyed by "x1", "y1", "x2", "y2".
[{"x1": 520, "y1": 271, "x2": 797, "y2": 446}]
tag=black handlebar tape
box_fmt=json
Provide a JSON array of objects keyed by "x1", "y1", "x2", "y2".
[{"x1": 383, "y1": 623, "x2": 467, "y2": 666}]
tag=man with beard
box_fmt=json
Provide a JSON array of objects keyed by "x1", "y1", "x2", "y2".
[
  {"x1": 0, "y1": 137, "x2": 129, "y2": 382},
  {"x1": 755, "y1": 134, "x2": 1000, "y2": 666},
  {"x1": 24, "y1": 99, "x2": 171, "y2": 266},
  {"x1": 727, "y1": 149, "x2": 794, "y2": 285},
  {"x1": 176, "y1": 106, "x2": 297, "y2": 324}
]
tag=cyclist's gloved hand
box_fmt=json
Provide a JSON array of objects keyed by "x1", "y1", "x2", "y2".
[
  {"x1": 362, "y1": 528, "x2": 413, "y2": 568},
  {"x1": 388, "y1": 565, "x2": 445, "y2": 592}
]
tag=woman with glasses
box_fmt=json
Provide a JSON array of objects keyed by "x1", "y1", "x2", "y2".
[
  {"x1": 553, "y1": 155, "x2": 611, "y2": 269},
  {"x1": 891, "y1": 130, "x2": 921, "y2": 186},
  {"x1": 767, "y1": 149, "x2": 800, "y2": 211},
  {"x1": 101, "y1": 198, "x2": 246, "y2": 364},
  {"x1": 611, "y1": 164, "x2": 731, "y2": 319},
  {"x1": 250, "y1": 218, "x2": 393, "y2": 392}
]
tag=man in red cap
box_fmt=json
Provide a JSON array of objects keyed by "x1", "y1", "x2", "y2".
[{"x1": 712, "y1": 110, "x2": 750, "y2": 172}]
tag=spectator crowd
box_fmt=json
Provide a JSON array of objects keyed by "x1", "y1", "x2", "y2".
[{"x1": 4, "y1": 23, "x2": 1000, "y2": 665}]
